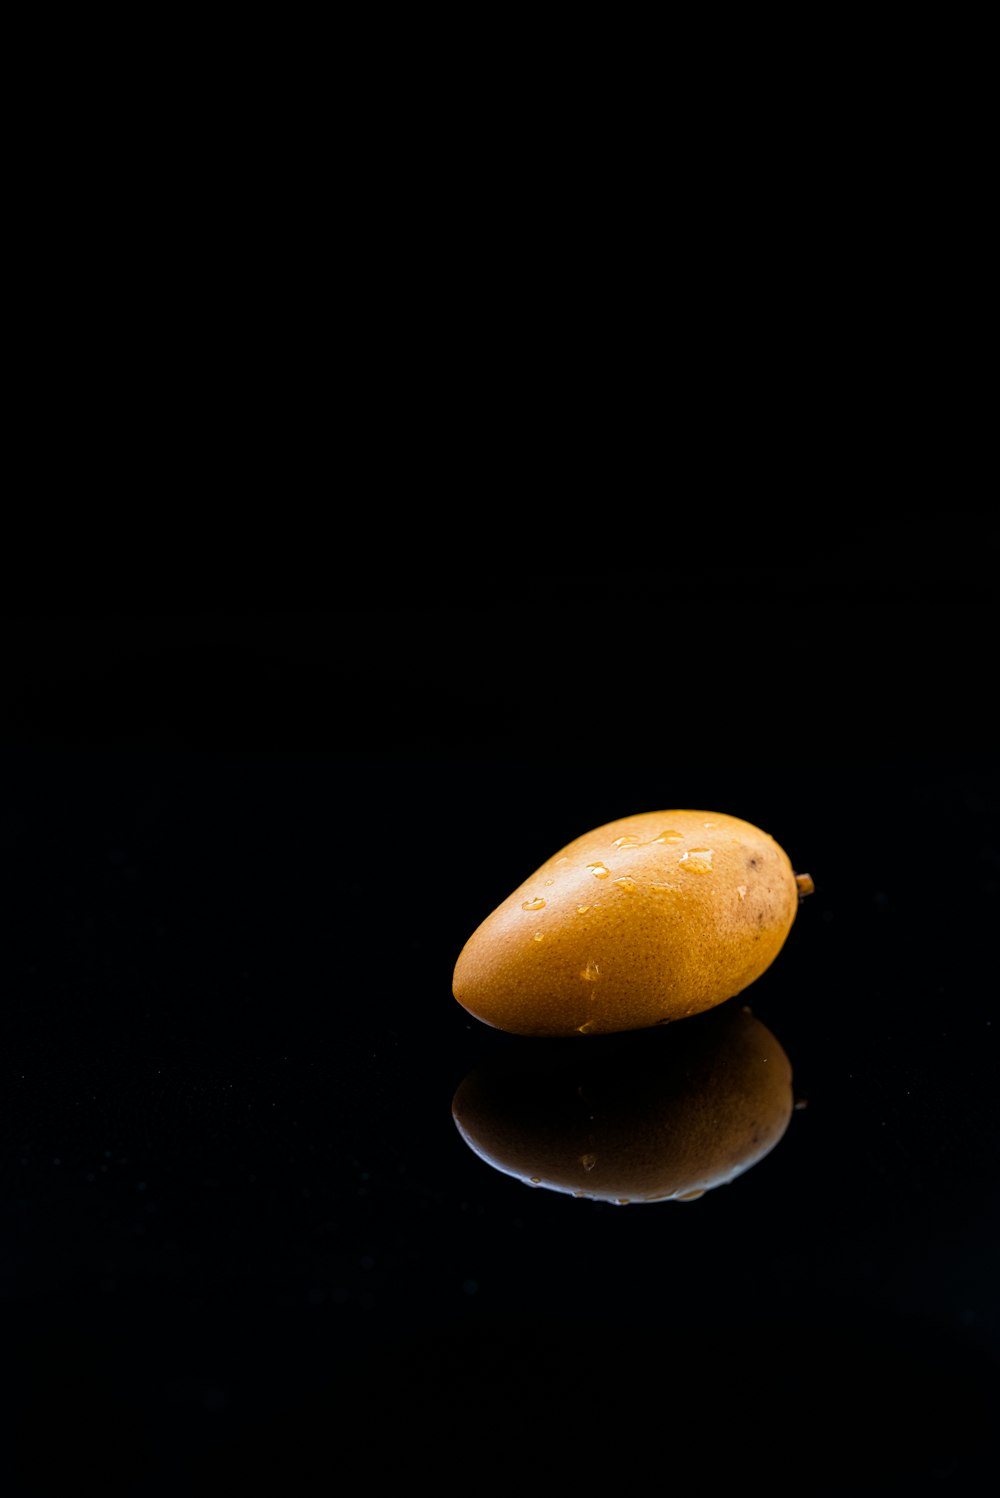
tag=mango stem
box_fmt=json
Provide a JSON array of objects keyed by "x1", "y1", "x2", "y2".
[{"x1": 795, "y1": 873, "x2": 815, "y2": 899}]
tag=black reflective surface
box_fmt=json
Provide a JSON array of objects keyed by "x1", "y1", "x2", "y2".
[{"x1": 2, "y1": 588, "x2": 998, "y2": 1494}]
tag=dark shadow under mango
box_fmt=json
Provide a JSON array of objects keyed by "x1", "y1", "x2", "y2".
[{"x1": 452, "y1": 1000, "x2": 793, "y2": 1203}]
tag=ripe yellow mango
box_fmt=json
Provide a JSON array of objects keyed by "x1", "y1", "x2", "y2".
[{"x1": 452, "y1": 809, "x2": 812, "y2": 1037}]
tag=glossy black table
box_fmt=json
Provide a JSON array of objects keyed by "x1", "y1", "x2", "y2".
[{"x1": 2, "y1": 602, "x2": 997, "y2": 1494}]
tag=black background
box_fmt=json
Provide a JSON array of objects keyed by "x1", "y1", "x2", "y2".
[{"x1": 2, "y1": 546, "x2": 998, "y2": 1495}]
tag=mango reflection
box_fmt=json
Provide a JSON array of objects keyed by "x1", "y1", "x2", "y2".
[{"x1": 452, "y1": 1000, "x2": 793, "y2": 1203}]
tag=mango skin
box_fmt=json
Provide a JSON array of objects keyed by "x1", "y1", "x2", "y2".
[
  {"x1": 452, "y1": 809, "x2": 802, "y2": 1037},
  {"x1": 451, "y1": 1004, "x2": 794, "y2": 1202}
]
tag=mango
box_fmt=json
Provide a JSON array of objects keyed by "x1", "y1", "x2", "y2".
[{"x1": 452, "y1": 809, "x2": 812, "y2": 1036}]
